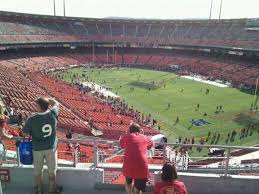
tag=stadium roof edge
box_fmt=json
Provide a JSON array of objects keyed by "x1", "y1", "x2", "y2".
[{"x1": 0, "y1": 10, "x2": 257, "y2": 24}]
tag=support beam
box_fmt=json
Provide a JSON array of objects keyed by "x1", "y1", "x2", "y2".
[
  {"x1": 135, "y1": 25, "x2": 138, "y2": 37},
  {"x1": 83, "y1": 25, "x2": 89, "y2": 36},
  {"x1": 158, "y1": 25, "x2": 165, "y2": 43},
  {"x1": 92, "y1": 43, "x2": 95, "y2": 64},
  {"x1": 96, "y1": 24, "x2": 101, "y2": 34},
  {"x1": 146, "y1": 24, "x2": 152, "y2": 38},
  {"x1": 122, "y1": 24, "x2": 125, "y2": 36},
  {"x1": 109, "y1": 23, "x2": 112, "y2": 37},
  {"x1": 169, "y1": 24, "x2": 178, "y2": 43}
]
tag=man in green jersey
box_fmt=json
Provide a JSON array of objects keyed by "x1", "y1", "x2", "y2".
[{"x1": 22, "y1": 97, "x2": 62, "y2": 194}]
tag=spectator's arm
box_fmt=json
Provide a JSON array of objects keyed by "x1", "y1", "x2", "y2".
[
  {"x1": 0, "y1": 128, "x2": 13, "y2": 139},
  {"x1": 119, "y1": 135, "x2": 126, "y2": 148},
  {"x1": 22, "y1": 118, "x2": 31, "y2": 135},
  {"x1": 147, "y1": 137, "x2": 154, "y2": 150},
  {"x1": 48, "y1": 98, "x2": 59, "y2": 107},
  {"x1": 48, "y1": 98, "x2": 59, "y2": 115}
]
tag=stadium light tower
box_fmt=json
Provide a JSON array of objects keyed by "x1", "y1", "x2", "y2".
[
  {"x1": 63, "y1": 0, "x2": 66, "y2": 17},
  {"x1": 209, "y1": 0, "x2": 214, "y2": 20},
  {"x1": 219, "y1": 0, "x2": 223, "y2": 20},
  {"x1": 53, "y1": 0, "x2": 56, "y2": 16},
  {"x1": 253, "y1": 77, "x2": 259, "y2": 109}
]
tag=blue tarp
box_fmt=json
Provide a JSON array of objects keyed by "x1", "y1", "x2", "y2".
[{"x1": 190, "y1": 119, "x2": 211, "y2": 126}]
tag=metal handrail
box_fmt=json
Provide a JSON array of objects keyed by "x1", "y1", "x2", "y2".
[
  {"x1": 11, "y1": 137, "x2": 259, "y2": 176},
  {"x1": 13, "y1": 137, "x2": 259, "y2": 150}
]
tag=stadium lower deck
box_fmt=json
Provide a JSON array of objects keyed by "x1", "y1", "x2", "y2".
[
  {"x1": 0, "y1": 54, "x2": 259, "y2": 153},
  {"x1": 1, "y1": 52, "x2": 259, "y2": 193}
]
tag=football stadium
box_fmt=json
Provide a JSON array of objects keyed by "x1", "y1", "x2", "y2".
[{"x1": 0, "y1": 0, "x2": 259, "y2": 193}]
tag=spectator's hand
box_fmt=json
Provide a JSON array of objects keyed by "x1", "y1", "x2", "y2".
[
  {"x1": 48, "y1": 98, "x2": 58, "y2": 107},
  {"x1": 21, "y1": 132, "x2": 27, "y2": 138},
  {"x1": 18, "y1": 124, "x2": 24, "y2": 129},
  {"x1": 11, "y1": 135, "x2": 20, "y2": 141}
]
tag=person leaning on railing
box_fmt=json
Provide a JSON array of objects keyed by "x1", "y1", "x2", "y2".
[
  {"x1": 154, "y1": 162, "x2": 187, "y2": 194},
  {"x1": 0, "y1": 104, "x2": 14, "y2": 166},
  {"x1": 0, "y1": 105, "x2": 13, "y2": 140},
  {"x1": 119, "y1": 123, "x2": 154, "y2": 194}
]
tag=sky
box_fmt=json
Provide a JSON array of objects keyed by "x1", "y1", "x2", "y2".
[{"x1": 0, "y1": 0, "x2": 258, "y2": 20}]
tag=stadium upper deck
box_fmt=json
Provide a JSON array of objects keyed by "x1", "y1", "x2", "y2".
[{"x1": 0, "y1": 11, "x2": 259, "y2": 50}]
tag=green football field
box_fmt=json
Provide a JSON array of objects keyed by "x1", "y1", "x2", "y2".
[{"x1": 56, "y1": 67, "x2": 259, "y2": 147}]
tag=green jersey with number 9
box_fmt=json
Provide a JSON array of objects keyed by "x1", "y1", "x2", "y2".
[{"x1": 22, "y1": 105, "x2": 59, "y2": 151}]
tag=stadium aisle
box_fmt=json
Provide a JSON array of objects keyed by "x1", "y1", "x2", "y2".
[{"x1": 3, "y1": 185, "x2": 153, "y2": 194}]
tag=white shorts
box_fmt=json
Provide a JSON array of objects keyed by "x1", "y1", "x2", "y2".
[{"x1": 33, "y1": 149, "x2": 57, "y2": 176}]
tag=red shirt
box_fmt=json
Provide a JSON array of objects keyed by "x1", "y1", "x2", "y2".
[
  {"x1": 154, "y1": 180, "x2": 187, "y2": 194},
  {"x1": 120, "y1": 132, "x2": 154, "y2": 179}
]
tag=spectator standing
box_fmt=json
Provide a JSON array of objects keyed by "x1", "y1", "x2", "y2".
[
  {"x1": 191, "y1": 136, "x2": 195, "y2": 144},
  {"x1": 75, "y1": 143, "x2": 80, "y2": 153},
  {"x1": 120, "y1": 123, "x2": 154, "y2": 194},
  {"x1": 0, "y1": 105, "x2": 13, "y2": 139},
  {"x1": 65, "y1": 129, "x2": 72, "y2": 151},
  {"x1": 22, "y1": 97, "x2": 62, "y2": 194},
  {"x1": 154, "y1": 163, "x2": 187, "y2": 194},
  {"x1": 9, "y1": 107, "x2": 14, "y2": 116},
  {"x1": 65, "y1": 129, "x2": 72, "y2": 140},
  {"x1": 176, "y1": 116, "x2": 179, "y2": 124},
  {"x1": 18, "y1": 112, "x2": 23, "y2": 126}
]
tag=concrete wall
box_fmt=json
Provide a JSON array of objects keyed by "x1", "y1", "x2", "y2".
[
  {"x1": 2, "y1": 164, "x2": 259, "y2": 194},
  {"x1": 1, "y1": 164, "x2": 103, "y2": 191}
]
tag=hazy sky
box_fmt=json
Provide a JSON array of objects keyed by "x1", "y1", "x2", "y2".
[{"x1": 0, "y1": 0, "x2": 258, "y2": 19}]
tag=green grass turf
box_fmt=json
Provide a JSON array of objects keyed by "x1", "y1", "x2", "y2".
[{"x1": 55, "y1": 67, "x2": 259, "y2": 147}]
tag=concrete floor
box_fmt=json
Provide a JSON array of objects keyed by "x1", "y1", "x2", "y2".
[
  {"x1": 3, "y1": 187, "x2": 125, "y2": 194},
  {"x1": 2, "y1": 184, "x2": 152, "y2": 194}
]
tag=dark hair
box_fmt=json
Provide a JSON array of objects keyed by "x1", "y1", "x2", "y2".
[
  {"x1": 36, "y1": 97, "x2": 49, "y2": 112},
  {"x1": 161, "y1": 162, "x2": 178, "y2": 182},
  {"x1": 129, "y1": 123, "x2": 141, "y2": 133}
]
